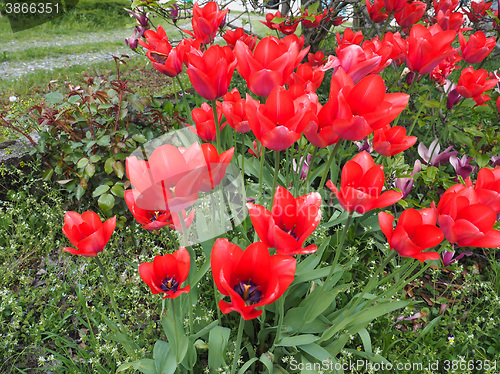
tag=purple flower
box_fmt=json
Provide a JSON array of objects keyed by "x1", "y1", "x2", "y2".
[
  {"x1": 292, "y1": 154, "x2": 312, "y2": 180},
  {"x1": 491, "y1": 155, "x2": 500, "y2": 167},
  {"x1": 125, "y1": 8, "x2": 149, "y2": 27},
  {"x1": 449, "y1": 155, "x2": 475, "y2": 180},
  {"x1": 418, "y1": 139, "x2": 457, "y2": 167},
  {"x1": 125, "y1": 29, "x2": 140, "y2": 50},
  {"x1": 395, "y1": 160, "x2": 421, "y2": 199},
  {"x1": 444, "y1": 81, "x2": 462, "y2": 109},
  {"x1": 441, "y1": 250, "x2": 472, "y2": 267},
  {"x1": 355, "y1": 138, "x2": 373, "y2": 153},
  {"x1": 168, "y1": 4, "x2": 179, "y2": 23}
]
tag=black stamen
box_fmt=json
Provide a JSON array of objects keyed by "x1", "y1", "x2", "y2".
[
  {"x1": 160, "y1": 276, "x2": 179, "y2": 292},
  {"x1": 233, "y1": 280, "x2": 262, "y2": 306}
]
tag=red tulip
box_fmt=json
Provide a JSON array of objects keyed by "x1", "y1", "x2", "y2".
[
  {"x1": 286, "y1": 62, "x2": 325, "y2": 98},
  {"x1": 181, "y1": 142, "x2": 234, "y2": 192},
  {"x1": 333, "y1": 44, "x2": 382, "y2": 83},
  {"x1": 372, "y1": 125, "x2": 417, "y2": 156},
  {"x1": 459, "y1": 31, "x2": 496, "y2": 64},
  {"x1": 220, "y1": 88, "x2": 250, "y2": 133},
  {"x1": 234, "y1": 35, "x2": 309, "y2": 97},
  {"x1": 435, "y1": 10, "x2": 464, "y2": 32},
  {"x1": 126, "y1": 144, "x2": 204, "y2": 212},
  {"x1": 324, "y1": 68, "x2": 409, "y2": 141},
  {"x1": 190, "y1": 102, "x2": 225, "y2": 142},
  {"x1": 430, "y1": 53, "x2": 462, "y2": 83},
  {"x1": 124, "y1": 189, "x2": 195, "y2": 231},
  {"x1": 395, "y1": 1, "x2": 427, "y2": 28},
  {"x1": 303, "y1": 98, "x2": 340, "y2": 148},
  {"x1": 365, "y1": 0, "x2": 389, "y2": 23},
  {"x1": 245, "y1": 86, "x2": 310, "y2": 151},
  {"x1": 186, "y1": 44, "x2": 236, "y2": 101},
  {"x1": 139, "y1": 247, "x2": 190, "y2": 298},
  {"x1": 190, "y1": 1, "x2": 228, "y2": 44},
  {"x1": 62, "y1": 211, "x2": 116, "y2": 257},
  {"x1": 379, "y1": 208, "x2": 443, "y2": 262},
  {"x1": 223, "y1": 28, "x2": 257, "y2": 51},
  {"x1": 436, "y1": 179, "x2": 500, "y2": 247},
  {"x1": 139, "y1": 26, "x2": 183, "y2": 77},
  {"x1": 326, "y1": 151, "x2": 403, "y2": 213},
  {"x1": 403, "y1": 24, "x2": 457, "y2": 75},
  {"x1": 211, "y1": 239, "x2": 296, "y2": 320},
  {"x1": 246, "y1": 186, "x2": 322, "y2": 255},
  {"x1": 474, "y1": 167, "x2": 500, "y2": 213},
  {"x1": 301, "y1": 9, "x2": 327, "y2": 28},
  {"x1": 465, "y1": 0, "x2": 492, "y2": 22},
  {"x1": 261, "y1": 11, "x2": 300, "y2": 35},
  {"x1": 433, "y1": 0, "x2": 459, "y2": 14},
  {"x1": 384, "y1": 0, "x2": 408, "y2": 13},
  {"x1": 456, "y1": 66, "x2": 498, "y2": 106},
  {"x1": 139, "y1": 25, "x2": 171, "y2": 54}
]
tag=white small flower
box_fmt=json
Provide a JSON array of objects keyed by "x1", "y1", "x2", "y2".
[{"x1": 9, "y1": 96, "x2": 17, "y2": 102}]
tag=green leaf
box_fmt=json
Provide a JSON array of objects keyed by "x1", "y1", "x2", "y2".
[
  {"x1": 97, "y1": 135, "x2": 111, "y2": 146},
  {"x1": 98, "y1": 193, "x2": 115, "y2": 211},
  {"x1": 303, "y1": 285, "x2": 348, "y2": 323},
  {"x1": 92, "y1": 185, "x2": 110, "y2": 197},
  {"x1": 85, "y1": 163, "x2": 96, "y2": 178},
  {"x1": 68, "y1": 95, "x2": 80, "y2": 104},
  {"x1": 307, "y1": 1, "x2": 320, "y2": 13},
  {"x1": 208, "y1": 326, "x2": 231, "y2": 370},
  {"x1": 105, "y1": 157, "x2": 115, "y2": 175},
  {"x1": 89, "y1": 154, "x2": 102, "y2": 163},
  {"x1": 111, "y1": 184, "x2": 125, "y2": 198},
  {"x1": 42, "y1": 169, "x2": 54, "y2": 181},
  {"x1": 45, "y1": 91, "x2": 64, "y2": 104},
  {"x1": 271, "y1": 16, "x2": 285, "y2": 23},
  {"x1": 77, "y1": 157, "x2": 89, "y2": 169},
  {"x1": 133, "y1": 134, "x2": 148, "y2": 143},
  {"x1": 161, "y1": 314, "x2": 188, "y2": 364},
  {"x1": 75, "y1": 184, "x2": 85, "y2": 200},
  {"x1": 299, "y1": 343, "x2": 331, "y2": 361},
  {"x1": 276, "y1": 334, "x2": 319, "y2": 347},
  {"x1": 238, "y1": 357, "x2": 259, "y2": 374},
  {"x1": 113, "y1": 161, "x2": 125, "y2": 179},
  {"x1": 116, "y1": 359, "x2": 157, "y2": 374},
  {"x1": 153, "y1": 340, "x2": 177, "y2": 374},
  {"x1": 259, "y1": 353, "x2": 274, "y2": 373},
  {"x1": 358, "y1": 328, "x2": 372, "y2": 354}
]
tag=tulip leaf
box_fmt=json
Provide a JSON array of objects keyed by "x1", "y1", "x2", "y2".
[
  {"x1": 116, "y1": 359, "x2": 157, "y2": 374},
  {"x1": 299, "y1": 342, "x2": 331, "y2": 362},
  {"x1": 276, "y1": 334, "x2": 319, "y2": 347},
  {"x1": 303, "y1": 284, "x2": 349, "y2": 323},
  {"x1": 154, "y1": 340, "x2": 177, "y2": 374},
  {"x1": 98, "y1": 193, "x2": 115, "y2": 211},
  {"x1": 284, "y1": 307, "x2": 330, "y2": 334},
  {"x1": 161, "y1": 313, "x2": 188, "y2": 364},
  {"x1": 92, "y1": 185, "x2": 110, "y2": 197},
  {"x1": 259, "y1": 353, "x2": 274, "y2": 373},
  {"x1": 208, "y1": 326, "x2": 231, "y2": 371},
  {"x1": 104, "y1": 157, "x2": 115, "y2": 175},
  {"x1": 238, "y1": 357, "x2": 259, "y2": 374},
  {"x1": 358, "y1": 328, "x2": 372, "y2": 354},
  {"x1": 324, "y1": 333, "x2": 350, "y2": 357}
]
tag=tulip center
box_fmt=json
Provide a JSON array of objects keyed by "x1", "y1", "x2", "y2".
[
  {"x1": 150, "y1": 211, "x2": 167, "y2": 222},
  {"x1": 160, "y1": 276, "x2": 179, "y2": 292},
  {"x1": 284, "y1": 226, "x2": 298, "y2": 240},
  {"x1": 233, "y1": 280, "x2": 262, "y2": 306}
]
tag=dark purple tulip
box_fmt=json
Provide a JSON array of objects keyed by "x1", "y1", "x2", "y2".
[
  {"x1": 292, "y1": 154, "x2": 312, "y2": 180},
  {"x1": 125, "y1": 29, "x2": 140, "y2": 50},
  {"x1": 125, "y1": 8, "x2": 149, "y2": 27},
  {"x1": 418, "y1": 139, "x2": 457, "y2": 167},
  {"x1": 168, "y1": 4, "x2": 179, "y2": 23},
  {"x1": 441, "y1": 250, "x2": 472, "y2": 267},
  {"x1": 355, "y1": 138, "x2": 373, "y2": 153},
  {"x1": 491, "y1": 155, "x2": 500, "y2": 167},
  {"x1": 449, "y1": 155, "x2": 475, "y2": 180},
  {"x1": 447, "y1": 88, "x2": 462, "y2": 109},
  {"x1": 395, "y1": 160, "x2": 421, "y2": 199}
]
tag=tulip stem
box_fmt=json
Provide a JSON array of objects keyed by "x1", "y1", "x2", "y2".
[
  {"x1": 241, "y1": 133, "x2": 247, "y2": 234},
  {"x1": 230, "y1": 317, "x2": 245, "y2": 374},
  {"x1": 270, "y1": 150, "x2": 281, "y2": 207},
  {"x1": 176, "y1": 75, "x2": 194, "y2": 127},
  {"x1": 177, "y1": 212, "x2": 194, "y2": 335},
  {"x1": 211, "y1": 100, "x2": 221, "y2": 153},
  {"x1": 318, "y1": 140, "x2": 342, "y2": 191},
  {"x1": 258, "y1": 143, "x2": 265, "y2": 204},
  {"x1": 380, "y1": 13, "x2": 392, "y2": 38},
  {"x1": 304, "y1": 146, "x2": 318, "y2": 189},
  {"x1": 407, "y1": 102, "x2": 425, "y2": 137},
  {"x1": 271, "y1": 295, "x2": 286, "y2": 352},
  {"x1": 95, "y1": 256, "x2": 125, "y2": 332},
  {"x1": 325, "y1": 211, "x2": 354, "y2": 284}
]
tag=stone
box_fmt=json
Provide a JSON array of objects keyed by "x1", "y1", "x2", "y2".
[{"x1": 0, "y1": 131, "x2": 40, "y2": 168}]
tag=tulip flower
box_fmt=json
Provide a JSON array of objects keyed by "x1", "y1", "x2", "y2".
[
  {"x1": 286, "y1": 62, "x2": 325, "y2": 98},
  {"x1": 234, "y1": 35, "x2": 309, "y2": 97},
  {"x1": 139, "y1": 247, "x2": 190, "y2": 298},
  {"x1": 449, "y1": 155, "x2": 475, "y2": 180},
  {"x1": 436, "y1": 179, "x2": 500, "y2": 247},
  {"x1": 418, "y1": 139, "x2": 457, "y2": 166},
  {"x1": 190, "y1": 102, "x2": 225, "y2": 142},
  {"x1": 62, "y1": 211, "x2": 116, "y2": 257},
  {"x1": 395, "y1": 1, "x2": 426, "y2": 28},
  {"x1": 365, "y1": 0, "x2": 389, "y2": 23},
  {"x1": 436, "y1": 10, "x2": 465, "y2": 32},
  {"x1": 181, "y1": 142, "x2": 234, "y2": 192},
  {"x1": 372, "y1": 125, "x2": 417, "y2": 156},
  {"x1": 403, "y1": 24, "x2": 457, "y2": 75},
  {"x1": 211, "y1": 239, "x2": 296, "y2": 320},
  {"x1": 247, "y1": 186, "x2": 322, "y2": 255},
  {"x1": 245, "y1": 86, "x2": 310, "y2": 151},
  {"x1": 433, "y1": 0, "x2": 459, "y2": 14},
  {"x1": 395, "y1": 160, "x2": 421, "y2": 199},
  {"x1": 456, "y1": 66, "x2": 499, "y2": 106},
  {"x1": 292, "y1": 155, "x2": 312, "y2": 180},
  {"x1": 384, "y1": 0, "x2": 408, "y2": 13},
  {"x1": 186, "y1": 44, "x2": 236, "y2": 101},
  {"x1": 223, "y1": 28, "x2": 257, "y2": 51},
  {"x1": 333, "y1": 44, "x2": 382, "y2": 83},
  {"x1": 327, "y1": 151, "x2": 403, "y2": 214},
  {"x1": 441, "y1": 250, "x2": 472, "y2": 266},
  {"x1": 125, "y1": 189, "x2": 195, "y2": 232},
  {"x1": 303, "y1": 100, "x2": 341, "y2": 148},
  {"x1": 126, "y1": 144, "x2": 205, "y2": 212},
  {"x1": 220, "y1": 88, "x2": 250, "y2": 133},
  {"x1": 446, "y1": 85, "x2": 462, "y2": 109},
  {"x1": 465, "y1": 0, "x2": 492, "y2": 22},
  {"x1": 322, "y1": 68, "x2": 409, "y2": 141},
  {"x1": 474, "y1": 167, "x2": 500, "y2": 213},
  {"x1": 189, "y1": 1, "x2": 228, "y2": 44},
  {"x1": 430, "y1": 54, "x2": 462, "y2": 84},
  {"x1": 248, "y1": 140, "x2": 262, "y2": 158},
  {"x1": 261, "y1": 11, "x2": 300, "y2": 35},
  {"x1": 379, "y1": 208, "x2": 444, "y2": 262},
  {"x1": 459, "y1": 31, "x2": 496, "y2": 64}
]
